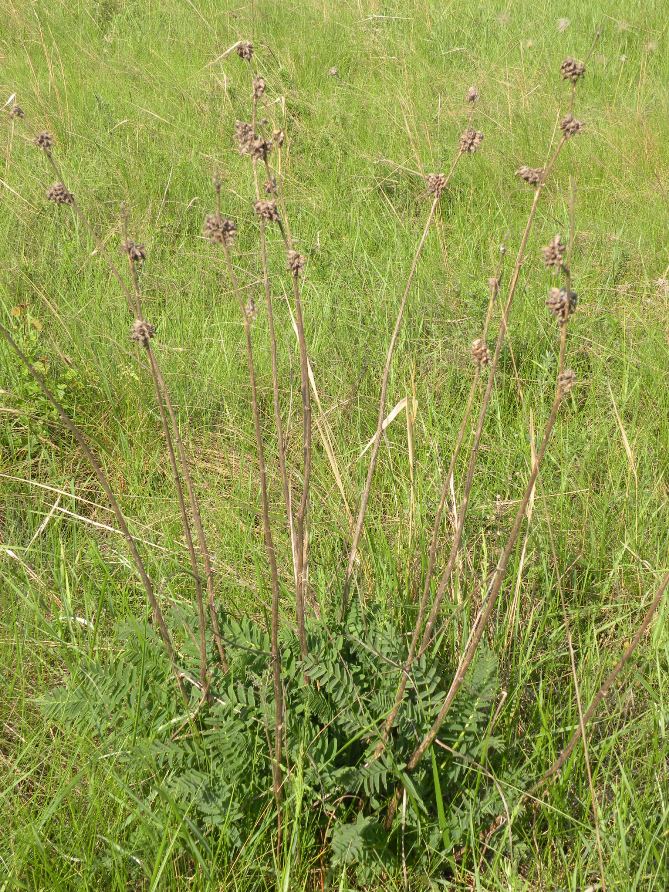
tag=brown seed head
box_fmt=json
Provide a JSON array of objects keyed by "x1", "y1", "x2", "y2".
[
  {"x1": 471, "y1": 338, "x2": 490, "y2": 366},
  {"x1": 488, "y1": 276, "x2": 499, "y2": 296},
  {"x1": 237, "y1": 40, "x2": 254, "y2": 61},
  {"x1": 546, "y1": 287, "x2": 577, "y2": 322},
  {"x1": 264, "y1": 177, "x2": 277, "y2": 194},
  {"x1": 10, "y1": 105, "x2": 24, "y2": 119},
  {"x1": 272, "y1": 128, "x2": 285, "y2": 147},
  {"x1": 130, "y1": 319, "x2": 155, "y2": 347},
  {"x1": 516, "y1": 165, "x2": 544, "y2": 185},
  {"x1": 249, "y1": 135, "x2": 272, "y2": 161},
  {"x1": 46, "y1": 182, "x2": 74, "y2": 205},
  {"x1": 245, "y1": 297, "x2": 258, "y2": 321},
  {"x1": 287, "y1": 250, "x2": 306, "y2": 276},
  {"x1": 467, "y1": 86, "x2": 479, "y2": 103},
  {"x1": 235, "y1": 120, "x2": 254, "y2": 155},
  {"x1": 203, "y1": 213, "x2": 237, "y2": 246},
  {"x1": 328, "y1": 66, "x2": 339, "y2": 77},
  {"x1": 252, "y1": 76, "x2": 266, "y2": 98},
  {"x1": 542, "y1": 235, "x2": 566, "y2": 270},
  {"x1": 560, "y1": 57, "x2": 585, "y2": 82},
  {"x1": 122, "y1": 240, "x2": 147, "y2": 263},
  {"x1": 459, "y1": 128, "x2": 484, "y2": 153},
  {"x1": 35, "y1": 131, "x2": 54, "y2": 150},
  {"x1": 561, "y1": 114, "x2": 583, "y2": 138},
  {"x1": 254, "y1": 199, "x2": 279, "y2": 222},
  {"x1": 426, "y1": 173, "x2": 448, "y2": 196},
  {"x1": 558, "y1": 368, "x2": 576, "y2": 395}
]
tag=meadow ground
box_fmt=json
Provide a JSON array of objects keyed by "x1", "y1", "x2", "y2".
[{"x1": 1, "y1": 0, "x2": 668, "y2": 889}]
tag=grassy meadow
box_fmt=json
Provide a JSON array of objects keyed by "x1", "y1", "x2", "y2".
[{"x1": 1, "y1": 0, "x2": 669, "y2": 888}]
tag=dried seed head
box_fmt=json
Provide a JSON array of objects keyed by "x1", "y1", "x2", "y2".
[
  {"x1": 287, "y1": 250, "x2": 305, "y2": 276},
  {"x1": 558, "y1": 368, "x2": 576, "y2": 395},
  {"x1": 272, "y1": 128, "x2": 285, "y2": 147},
  {"x1": 244, "y1": 297, "x2": 258, "y2": 321},
  {"x1": 254, "y1": 199, "x2": 279, "y2": 222},
  {"x1": 10, "y1": 104, "x2": 24, "y2": 119},
  {"x1": 264, "y1": 177, "x2": 277, "y2": 194},
  {"x1": 235, "y1": 120, "x2": 254, "y2": 155},
  {"x1": 35, "y1": 131, "x2": 54, "y2": 150},
  {"x1": 516, "y1": 165, "x2": 544, "y2": 185},
  {"x1": 328, "y1": 66, "x2": 339, "y2": 77},
  {"x1": 426, "y1": 173, "x2": 448, "y2": 196},
  {"x1": 546, "y1": 287, "x2": 577, "y2": 322},
  {"x1": 130, "y1": 319, "x2": 155, "y2": 346},
  {"x1": 203, "y1": 213, "x2": 237, "y2": 246},
  {"x1": 488, "y1": 276, "x2": 499, "y2": 296},
  {"x1": 252, "y1": 75, "x2": 266, "y2": 98},
  {"x1": 560, "y1": 57, "x2": 585, "y2": 82},
  {"x1": 467, "y1": 85, "x2": 479, "y2": 103},
  {"x1": 459, "y1": 128, "x2": 484, "y2": 153},
  {"x1": 122, "y1": 240, "x2": 146, "y2": 263},
  {"x1": 249, "y1": 135, "x2": 272, "y2": 161},
  {"x1": 561, "y1": 114, "x2": 583, "y2": 138},
  {"x1": 471, "y1": 338, "x2": 490, "y2": 366},
  {"x1": 542, "y1": 235, "x2": 566, "y2": 270},
  {"x1": 46, "y1": 182, "x2": 74, "y2": 205},
  {"x1": 237, "y1": 40, "x2": 253, "y2": 61}
]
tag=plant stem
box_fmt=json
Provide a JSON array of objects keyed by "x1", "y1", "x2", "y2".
[
  {"x1": 1, "y1": 322, "x2": 187, "y2": 699},
  {"x1": 220, "y1": 242, "x2": 284, "y2": 829},
  {"x1": 417, "y1": 138, "x2": 566, "y2": 657},
  {"x1": 374, "y1": 255, "x2": 504, "y2": 757},
  {"x1": 341, "y1": 153, "x2": 463, "y2": 613}
]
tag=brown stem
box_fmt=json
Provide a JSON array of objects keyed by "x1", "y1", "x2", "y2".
[
  {"x1": 418, "y1": 139, "x2": 567, "y2": 657},
  {"x1": 271, "y1": 209, "x2": 311, "y2": 661},
  {"x1": 220, "y1": 242, "x2": 284, "y2": 824},
  {"x1": 341, "y1": 155, "x2": 462, "y2": 613},
  {"x1": 385, "y1": 387, "x2": 566, "y2": 828},
  {"x1": 374, "y1": 257, "x2": 505, "y2": 758},
  {"x1": 1, "y1": 322, "x2": 186, "y2": 699},
  {"x1": 535, "y1": 568, "x2": 669, "y2": 789}
]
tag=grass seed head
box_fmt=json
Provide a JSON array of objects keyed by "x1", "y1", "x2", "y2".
[
  {"x1": 542, "y1": 235, "x2": 566, "y2": 270},
  {"x1": 253, "y1": 76, "x2": 266, "y2": 98},
  {"x1": 546, "y1": 287, "x2": 577, "y2": 322},
  {"x1": 203, "y1": 213, "x2": 237, "y2": 246},
  {"x1": 471, "y1": 338, "x2": 491, "y2": 365},
  {"x1": 560, "y1": 57, "x2": 585, "y2": 82},
  {"x1": 467, "y1": 86, "x2": 479, "y2": 103},
  {"x1": 516, "y1": 165, "x2": 544, "y2": 185},
  {"x1": 561, "y1": 114, "x2": 583, "y2": 138},
  {"x1": 10, "y1": 105, "x2": 24, "y2": 119},
  {"x1": 254, "y1": 199, "x2": 279, "y2": 222},
  {"x1": 264, "y1": 177, "x2": 277, "y2": 194},
  {"x1": 272, "y1": 128, "x2": 285, "y2": 147},
  {"x1": 459, "y1": 128, "x2": 484, "y2": 153},
  {"x1": 287, "y1": 250, "x2": 306, "y2": 275},
  {"x1": 130, "y1": 319, "x2": 155, "y2": 346},
  {"x1": 35, "y1": 131, "x2": 54, "y2": 150},
  {"x1": 46, "y1": 182, "x2": 74, "y2": 205},
  {"x1": 237, "y1": 40, "x2": 253, "y2": 61}
]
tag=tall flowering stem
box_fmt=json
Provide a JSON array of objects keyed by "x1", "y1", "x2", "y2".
[{"x1": 341, "y1": 150, "x2": 465, "y2": 614}]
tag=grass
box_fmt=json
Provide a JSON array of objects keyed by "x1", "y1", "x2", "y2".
[{"x1": 1, "y1": 0, "x2": 669, "y2": 888}]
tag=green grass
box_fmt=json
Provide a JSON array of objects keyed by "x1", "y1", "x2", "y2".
[{"x1": 1, "y1": 0, "x2": 668, "y2": 888}]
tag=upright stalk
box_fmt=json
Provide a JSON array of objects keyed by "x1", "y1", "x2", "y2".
[
  {"x1": 374, "y1": 253, "x2": 504, "y2": 756},
  {"x1": 418, "y1": 138, "x2": 566, "y2": 657},
  {"x1": 341, "y1": 153, "x2": 463, "y2": 612},
  {"x1": 219, "y1": 238, "x2": 284, "y2": 832},
  {"x1": 1, "y1": 322, "x2": 187, "y2": 699}
]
